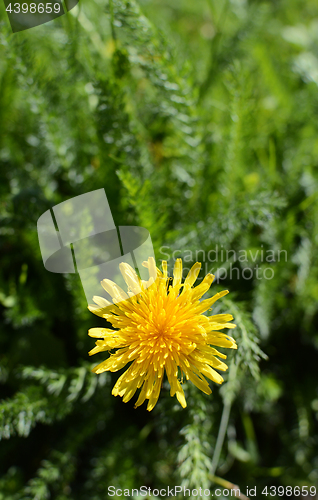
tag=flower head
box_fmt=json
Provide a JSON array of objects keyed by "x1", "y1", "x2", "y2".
[{"x1": 88, "y1": 257, "x2": 237, "y2": 411}]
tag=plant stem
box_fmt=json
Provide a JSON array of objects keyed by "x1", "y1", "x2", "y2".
[
  {"x1": 109, "y1": 0, "x2": 117, "y2": 43},
  {"x1": 211, "y1": 357, "x2": 237, "y2": 474},
  {"x1": 211, "y1": 400, "x2": 231, "y2": 475}
]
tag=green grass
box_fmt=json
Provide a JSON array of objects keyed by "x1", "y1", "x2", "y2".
[{"x1": 0, "y1": 0, "x2": 318, "y2": 497}]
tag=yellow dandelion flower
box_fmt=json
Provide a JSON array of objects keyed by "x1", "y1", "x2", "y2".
[{"x1": 88, "y1": 257, "x2": 237, "y2": 411}]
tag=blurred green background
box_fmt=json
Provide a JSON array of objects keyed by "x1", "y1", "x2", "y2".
[{"x1": 0, "y1": 0, "x2": 318, "y2": 498}]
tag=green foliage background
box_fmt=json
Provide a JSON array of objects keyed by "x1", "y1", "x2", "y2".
[{"x1": 0, "y1": 0, "x2": 318, "y2": 498}]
